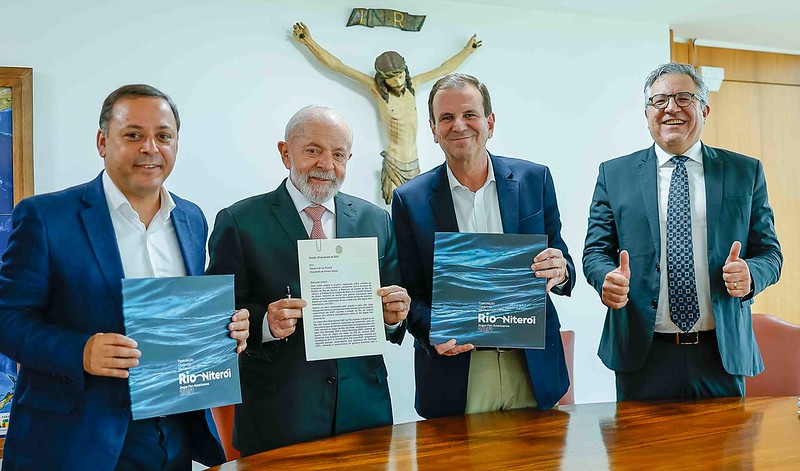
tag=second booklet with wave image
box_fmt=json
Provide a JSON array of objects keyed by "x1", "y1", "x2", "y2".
[{"x1": 431, "y1": 232, "x2": 547, "y2": 349}]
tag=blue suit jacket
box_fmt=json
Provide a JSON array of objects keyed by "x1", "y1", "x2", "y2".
[
  {"x1": 0, "y1": 173, "x2": 225, "y2": 470},
  {"x1": 583, "y1": 144, "x2": 782, "y2": 376},
  {"x1": 392, "y1": 154, "x2": 574, "y2": 418}
]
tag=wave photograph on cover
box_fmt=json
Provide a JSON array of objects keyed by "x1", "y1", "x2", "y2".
[
  {"x1": 431, "y1": 232, "x2": 547, "y2": 349},
  {"x1": 122, "y1": 275, "x2": 241, "y2": 420}
]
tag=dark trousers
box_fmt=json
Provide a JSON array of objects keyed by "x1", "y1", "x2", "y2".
[
  {"x1": 115, "y1": 415, "x2": 193, "y2": 471},
  {"x1": 616, "y1": 334, "x2": 745, "y2": 401}
]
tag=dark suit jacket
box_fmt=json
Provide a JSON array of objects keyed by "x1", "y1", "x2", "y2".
[
  {"x1": 391, "y1": 154, "x2": 574, "y2": 418},
  {"x1": 206, "y1": 180, "x2": 405, "y2": 456},
  {"x1": 0, "y1": 173, "x2": 225, "y2": 470},
  {"x1": 583, "y1": 144, "x2": 782, "y2": 376}
]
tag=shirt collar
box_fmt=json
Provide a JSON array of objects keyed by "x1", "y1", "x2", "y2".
[
  {"x1": 655, "y1": 140, "x2": 704, "y2": 167},
  {"x1": 285, "y1": 177, "x2": 337, "y2": 215},
  {"x1": 102, "y1": 170, "x2": 175, "y2": 221},
  {"x1": 446, "y1": 152, "x2": 496, "y2": 192}
]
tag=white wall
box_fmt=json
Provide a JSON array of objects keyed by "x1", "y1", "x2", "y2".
[{"x1": 0, "y1": 0, "x2": 669, "y2": 424}]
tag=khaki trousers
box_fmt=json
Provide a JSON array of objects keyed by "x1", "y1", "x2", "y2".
[{"x1": 465, "y1": 349, "x2": 537, "y2": 414}]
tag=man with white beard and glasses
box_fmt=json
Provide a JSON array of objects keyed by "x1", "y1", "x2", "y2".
[{"x1": 206, "y1": 105, "x2": 410, "y2": 455}]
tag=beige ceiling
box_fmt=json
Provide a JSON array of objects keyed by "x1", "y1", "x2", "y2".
[{"x1": 461, "y1": 0, "x2": 800, "y2": 53}]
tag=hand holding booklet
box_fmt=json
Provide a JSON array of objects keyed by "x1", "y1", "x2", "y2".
[
  {"x1": 431, "y1": 232, "x2": 547, "y2": 349},
  {"x1": 122, "y1": 275, "x2": 241, "y2": 420}
]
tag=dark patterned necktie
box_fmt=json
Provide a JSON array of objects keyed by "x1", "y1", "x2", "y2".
[
  {"x1": 304, "y1": 205, "x2": 327, "y2": 239},
  {"x1": 667, "y1": 156, "x2": 700, "y2": 332}
]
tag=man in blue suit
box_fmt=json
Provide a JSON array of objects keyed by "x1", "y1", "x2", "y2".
[
  {"x1": 583, "y1": 63, "x2": 782, "y2": 400},
  {"x1": 0, "y1": 84, "x2": 250, "y2": 470},
  {"x1": 392, "y1": 73, "x2": 574, "y2": 418}
]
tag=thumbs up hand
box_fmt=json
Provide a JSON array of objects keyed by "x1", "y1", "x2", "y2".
[
  {"x1": 723, "y1": 241, "x2": 751, "y2": 298},
  {"x1": 602, "y1": 250, "x2": 631, "y2": 309}
]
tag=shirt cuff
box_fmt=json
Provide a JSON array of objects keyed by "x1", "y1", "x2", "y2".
[
  {"x1": 385, "y1": 321, "x2": 402, "y2": 334},
  {"x1": 262, "y1": 314, "x2": 279, "y2": 342},
  {"x1": 555, "y1": 270, "x2": 570, "y2": 290}
]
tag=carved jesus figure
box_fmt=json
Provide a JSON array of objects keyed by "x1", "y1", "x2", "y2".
[{"x1": 292, "y1": 22, "x2": 481, "y2": 203}]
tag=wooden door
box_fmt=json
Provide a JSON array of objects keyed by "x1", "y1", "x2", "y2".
[{"x1": 673, "y1": 42, "x2": 800, "y2": 325}]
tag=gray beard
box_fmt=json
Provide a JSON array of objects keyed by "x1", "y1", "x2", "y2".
[{"x1": 290, "y1": 167, "x2": 342, "y2": 204}]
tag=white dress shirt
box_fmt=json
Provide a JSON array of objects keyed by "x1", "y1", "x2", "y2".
[
  {"x1": 446, "y1": 155, "x2": 503, "y2": 234},
  {"x1": 102, "y1": 171, "x2": 186, "y2": 279},
  {"x1": 653, "y1": 141, "x2": 715, "y2": 333},
  {"x1": 285, "y1": 176, "x2": 337, "y2": 239}
]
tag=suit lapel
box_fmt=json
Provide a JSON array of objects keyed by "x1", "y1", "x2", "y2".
[
  {"x1": 271, "y1": 180, "x2": 311, "y2": 243},
  {"x1": 170, "y1": 202, "x2": 200, "y2": 275},
  {"x1": 334, "y1": 194, "x2": 357, "y2": 237},
  {"x1": 429, "y1": 164, "x2": 459, "y2": 232},
  {"x1": 703, "y1": 144, "x2": 723, "y2": 257},
  {"x1": 80, "y1": 174, "x2": 125, "y2": 304},
  {"x1": 492, "y1": 154, "x2": 520, "y2": 234},
  {"x1": 639, "y1": 146, "x2": 661, "y2": 256}
]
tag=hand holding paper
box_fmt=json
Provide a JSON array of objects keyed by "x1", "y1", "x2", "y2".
[
  {"x1": 378, "y1": 285, "x2": 410, "y2": 325},
  {"x1": 267, "y1": 298, "x2": 307, "y2": 340}
]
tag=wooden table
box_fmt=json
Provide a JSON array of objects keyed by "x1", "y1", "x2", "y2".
[{"x1": 211, "y1": 397, "x2": 800, "y2": 470}]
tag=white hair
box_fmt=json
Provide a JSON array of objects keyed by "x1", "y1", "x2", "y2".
[{"x1": 283, "y1": 105, "x2": 353, "y2": 148}]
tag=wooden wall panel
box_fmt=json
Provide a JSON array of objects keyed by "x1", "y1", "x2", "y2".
[
  {"x1": 694, "y1": 46, "x2": 800, "y2": 86},
  {"x1": 671, "y1": 39, "x2": 689, "y2": 64},
  {"x1": 705, "y1": 83, "x2": 800, "y2": 323},
  {"x1": 670, "y1": 37, "x2": 800, "y2": 86},
  {"x1": 751, "y1": 84, "x2": 800, "y2": 321},
  {"x1": 674, "y1": 42, "x2": 800, "y2": 324}
]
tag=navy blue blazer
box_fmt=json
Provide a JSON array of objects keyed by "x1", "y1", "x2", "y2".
[
  {"x1": 392, "y1": 154, "x2": 574, "y2": 418},
  {"x1": 583, "y1": 144, "x2": 782, "y2": 376},
  {"x1": 0, "y1": 173, "x2": 225, "y2": 470}
]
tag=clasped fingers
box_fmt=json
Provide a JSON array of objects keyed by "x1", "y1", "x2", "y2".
[
  {"x1": 228, "y1": 308, "x2": 250, "y2": 335},
  {"x1": 378, "y1": 285, "x2": 410, "y2": 324},
  {"x1": 267, "y1": 298, "x2": 306, "y2": 339},
  {"x1": 228, "y1": 308, "x2": 250, "y2": 353},
  {"x1": 83, "y1": 333, "x2": 141, "y2": 378},
  {"x1": 379, "y1": 285, "x2": 410, "y2": 308},
  {"x1": 531, "y1": 249, "x2": 567, "y2": 288}
]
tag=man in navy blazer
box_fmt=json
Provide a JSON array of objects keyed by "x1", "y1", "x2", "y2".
[
  {"x1": 583, "y1": 63, "x2": 782, "y2": 400},
  {"x1": 392, "y1": 73, "x2": 574, "y2": 418},
  {"x1": 0, "y1": 84, "x2": 249, "y2": 470}
]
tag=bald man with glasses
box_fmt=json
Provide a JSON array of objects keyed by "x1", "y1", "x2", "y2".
[{"x1": 583, "y1": 63, "x2": 782, "y2": 401}]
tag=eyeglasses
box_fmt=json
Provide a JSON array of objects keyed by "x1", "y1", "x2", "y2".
[{"x1": 647, "y1": 92, "x2": 703, "y2": 109}]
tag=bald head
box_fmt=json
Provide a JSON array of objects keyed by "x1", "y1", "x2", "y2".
[{"x1": 284, "y1": 105, "x2": 353, "y2": 151}]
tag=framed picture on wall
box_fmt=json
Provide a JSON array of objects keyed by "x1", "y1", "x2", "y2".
[
  {"x1": 0, "y1": 67, "x2": 33, "y2": 258},
  {"x1": 0, "y1": 66, "x2": 33, "y2": 456}
]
